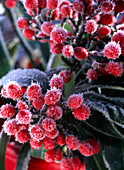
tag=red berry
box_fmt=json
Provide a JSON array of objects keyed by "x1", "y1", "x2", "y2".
[
  {"x1": 41, "y1": 22, "x2": 55, "y2": 36},
  {"x1": 73, "y1": 104, "x2": 90, "y2": 120},
  {"x1": 50, "y1": 75, "x2": 63, "y2": 90},
  {"x1": 27, "y1": 83, "x2": 42, "y2": 100},
  {"x1": 62, "y1": 45, "x2": 74, "y2": 58},
  {"x1": 32, "y1": 94, "x2": 45, "y2": 110},
  {"x1": 43, "y1": 137, "x2": 55, "y2": 150},
  {"x1": 50, "y1": 27, "x2": 67, "y2": 44},
  {"x1": 101, "y1": 1, "x2": 114, "y2": 14},
  {"x1": 23, "y1": 29, "x2": 35, "y2": 40},
  {"x1": 59, "y1": 70, "x2": 72, "y2": 83},
  {"x1": 83, "y1": 0, "x2": 92, "y2": 3},
  {"x1": 72, "y1": 156, "x2": 81, "y2": 170},
  {"x1": 73, "y1": 0, "x2": 84, "y2": 12},
  {"x1": 97, "y1": 26, "x2": 111, "y2": 38},
  {"x1": 30, "y1": 124, "x2": 45, "y2": 140},
  {"x1": 17, "y1": 17, "x2": 29, "y2": 29},
  {"x1": 51, "y1": 9, "x2": 60, "y2": 21},
  {"x1": 112, "y1": 31, "x2": 124, "y2": 48},
  {"x1": 21, "y1": 87, "x2": 27, "y2": 95},
  {"x1": 78, "y1": 141, "x2": 94, "y2": 156},
  {"x1": 114, "y1": 0, "x2": 124, "y2": 13},
  {"x1": 17, "y1": 100, "x2": 29, "y2": 110},
  {"x1": 6, "y1": 82, "x2": 22, "y2": 100},
  {"x1": 20, "y1": 124, "x2": 29, "y2": 130},
  {"x1": 60, "y1": 0, "x2": 72, "y2": 10},
  {"x1": 98, "y1": 66, "x2": 108, "y2": 76},
  {"x1": 24, "y1": 0, "x2": 38, "y2": 10},
  {"x1": 16, "y1": 110, "x2": 32, "y2": 124},
  {"x1": 86, "y1": 69, "x2": 98, "y2": 81},
  {"x1": 45, "y1": 128, "x2": 59, "y2": 139},
  {"x1": 74, "y1": 47, "x2": 88, "y2": 60},
  {"x1": 85, "y1": 19, "x2": 98, "y2": 34},
  {"x1": 45, "y1": 148, "x2": 58, "y2": 162},
  {"x1": 45, "y1": 89, "x2": 61, "y2": 105},
  {"x1": 56, "y1": 134, "x2": 65, "y2": 146},
  {"x1": 61, "y1": 5, "x2": 73, "y2": 18},
  {"x1": 1, "y1": 87, "x2": 8, "y2": 98},
  {"x1": 104, "y1": 41, "x2": 121, "y2": 59},
  {"x1": 100, "y1": 14, "x2": 115, "y2": 25},
  {"x1": 3, "y1": 119, "x2": 19, "y2": 136},
  {"x1": 105, "y1": 62, "x2": 123, "y2": 77},
  {"x1": 55, "y1": 149, "x2": 63, "y2": 161},
  {"x1": 5, "y1": 0, "x2": 16, "y2": 9},
  {"x1": 47, "y1": 105, "x2": 62, "y2": 120},
  {"x1": 0, "y1": 104, "x2": 15, "y2": 118},
  {"x1": 38, "y1": 0, "x2": 46, "y2": 8},
  {"x1": 51, "y1": 43, "x2": 64, "y2": 54},
  {"x1": 42, "y1": 118, "x2": 56, "y2": 132},
  {"x1": 15, "y1": 129, "x2": 30, "y2": 143},
  {"x1": 67, "y1": 94, "x2": 83, "y2": 109},
  {"x1": 86, "y1": 139, "x2": 100, "y2": 154},
  {"x1": 30, "y1": 138, "x2": 42, "y2": 149},
  {"x1": 65, "y1": 135, "x2": 79, "y2": 150},
  {"x1": 47, "y1": 0, "x2": 59, "y2": 10},
  {"x1": 61, "y1": 158, "x2": 73, "y2": 170}
]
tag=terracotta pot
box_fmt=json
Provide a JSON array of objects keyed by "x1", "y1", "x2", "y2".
[{"x1": 5, "y1": 143, "x2": 61, "y2": 170}]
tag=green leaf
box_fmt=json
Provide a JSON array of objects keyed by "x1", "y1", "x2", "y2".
[
  {"x1": 16, "y1": 142, "x2": 31, "y2": 170},
  {"x1": 51, "y1": 55, "x2": 70, "y2": 69},
  {"x1": 31, "y1": 144, "x2": 47, "y2": 159},
  {"x1": 0, "y1": 69, "x2": 49, "y2": 93},
  {"x1": 98, "y1": 134, "x2": 124, "y2": 170},
  {"x1": 0, "y1": 130, "x2": 9, "y2": 170},
  {"x1": 0, "y1": 28, "x2": 11, "y2": 78}
]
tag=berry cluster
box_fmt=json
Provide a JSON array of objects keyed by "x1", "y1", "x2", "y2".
[{"x1": 0, "y1": 69, "x2": 99, "y2": 169}]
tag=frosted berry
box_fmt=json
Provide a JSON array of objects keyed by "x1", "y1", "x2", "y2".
[
  {"x1": 17, "y1": 17, "x2": 29, "y2": 29},
  {"x1": 98, "y1": 66, "x2": 108, "y2": 76},
  {"x1": 62, "y1": 45, "x2": 74, "y2": 58},
  {"x1": 45, "y1": 89, "x2": 61, "y2": 105},
  {"x1": 60, "y1": 0, "x2": 72, "y2": 10},
  {"x1": 47, "y1": 0, "x2": 59, "y2": 10},
  {"x1": 114, "y1": 0, "x2": 124, "y2": 13},
  {"x1": 42, "y1": 118, "x2": 56, "y2": 132},
  {"x1": 41, "y1": 22, "x2": 55, "y2": 36},
  {"x1": 112, "y1": 31, "x2": 124, "y2": 48},
  {"x1": 27, "y1": 83, "x2": 42, "y2": 100},
  {"x1": 50, "y1": 27, "x2": 67, "y2": 44},
  {"x1": 21, "y1": 87, "x2": 27, "y2": 95},
  {"x1": 72, "y1": 156, "x2": 81, "y2": 170},
  {"x1": 17, "y1": 100, "x2": 29, "y2": 110},
  {"x1": 1, "y1": 87, "x2": 8, "y2": 98},
  {"x1": 50, "y1": 74, "x2": 63, "y2": 90},
  {"x1": 15, "y1": 129, "x2": 30, "y2": 143},
  {"x1": 30, "y1": 138, "x2": 42, "y2": 149},
  {"x1": 97, "y1": 26, "x2": 111, "y2": 38},
  {"x1": 6, "y1": 82, "x2": 22, "y2": 100},
  {"x1": 45, "y1": 148, "x2": 58, "y2": 162},
  {"x1": 78, "y1": 141, "x2": 94, "y2": 156},
  {"x1": 61, "y1": 158, "x2": 73, "y2": 170},
  {"x1": 86, "y1": 69, "x2": 98, "y2": 81},
  {"x1": 0, "y1": 104, "x2": 15, "y2": 118},
  {"x1": 104, "y1": 41, "x2": 121, "y2": 59},
  {"x1": 5, "y1": 0, "x2": 16, "y2": 9},
  {"x1": 85, "y1": 19, "x2": 98, "y2": 34},
  {"x1": 23, "y1": 29, "x2": 35, "y2": 40},
  {"x1": 100, "y1": 14, "x2": 115, "y2": 25},
  {"x1": 45, "y1": 128, "x2": 59, "y2": 139},
  {"x1": 61, "y1": 5, "x2": 73, "y2": 18},
  {"x1": 105, "y1": 62, "x2": 123, "y2": 77},
  {"x1": 51, "y1": 43, "x2": 64, "y2": 54},
  {"x1": 59, "y1": 70, "x2": 72, "y2": 83},
  {"x1": 47, "y1": 105, "x2": 62, "y2": 120},
  {"x1": 32, "y1": 94, "x2": 45, "y2": 110},
  {"x1": 43, "y1": 137, "x2": 55, "y2": 150},
  {"x1": 83, "y1": 0, "x2": 92, "y2": 3},
  {"x1": 56, "y1": 133, "x2": 65, "y2": 146},
  {"x1": 74, "y1": 47, "x2": 88, "y2": 60},
  {"x1": 38, "y1": 0, "x2": 46, "y2": 8},
  {"x1": 3, "y1": 119, "x2": 20, "y2": 135},
  {"x1": 55, "y1": 149, "x2": 63, "y2": 161},
  {"x1": 30, "y1": 124, "x2": 45, "y2": 140},
  {"x1": 20, "y1": 124, "x2": 29, "y2": 130},
  {"x1": 24, "y1": 0, "x2": 38, "y2": 10},
  {"x1": 51, "y1": 9, "x2": 60, "y2": 21},
  {"x1": 65, "y1": 135, "x2": 79, "y2": 150},
  {"x1": 67, "y1": 94, "x2": 83, "y2": 109},
  {"x1": 16, "y1": 110, "x2": 32, "y2": 124},
  {"x1": 86, "y1": 139, "x2": 100, "y2": 154},
  {"x1": 73, "y1": 0, "x2": 84, "y2": 12},
  {"x1": 73, "y1": 104, "x2": 90, "y2": 120},
  {"x1": 101, "y1": 1, "x2": 114, "y2": 14}
]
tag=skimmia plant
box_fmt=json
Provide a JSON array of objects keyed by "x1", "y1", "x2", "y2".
[{"x1": 0, "y1": 0, "x2": 124, "y2": 170}]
